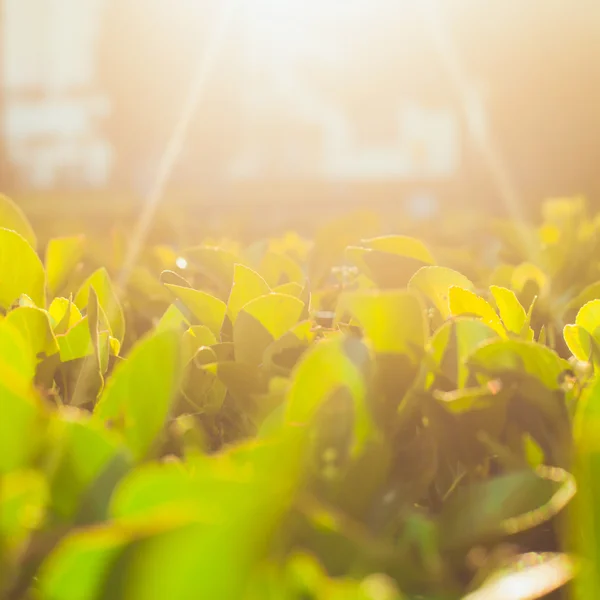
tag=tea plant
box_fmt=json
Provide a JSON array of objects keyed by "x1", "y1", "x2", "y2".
[{"x1": 1, "y1": 193, "x2": 599, "y2": 599}]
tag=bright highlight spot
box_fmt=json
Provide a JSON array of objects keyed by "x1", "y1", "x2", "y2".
[{"x1": 176, "y1": 257, "x2": 188, "y2": 269}]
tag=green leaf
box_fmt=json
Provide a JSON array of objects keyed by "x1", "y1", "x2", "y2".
[
  {"x1": 94, "y1": 330, "x2": 182, "y2": 461},
  {"x1": 0, "y1": 193, "x2": 36, "y2": 248},
  {"x1": 182, "y1": 325, "x2": 217, "y2": 364},
  {"x1": 576, "y1": 299, "x2": 600, "y2": 339},
  {"x1": 286, "y1": 336, "x2": 372, "y2": 453},
  {"x1": 46, "y1": 407, "x2": 128, "y2": 518},
  {"x1": 75, "y1": 268, "x2": 125, "y2": 344},
  {"x1": 440, "y1": 468, "x2": 573, "y2": 550},
  {"x1": 490, "y1": 285, "x2": 529, "y2": 336},
  {"x1": 5, "y1": 306, "x2": 59, "y2": 359},
  {"x1": 564, "y1": 324, "x2": 594, "y2": 362},
  {"x1": 430, "y1": 317, "x2": 499, "y2": 388},
  {"x1": 273, "y1": 282, "x2": 303, "y2": 297},
  {"x1": 234, "y1": 293, "x2": 304, "y2": 366},
  {"x1": 258, "y1": 251, "x2": 305, "y2": 286},
  {"x1": 49, "y1": 297, "x2": 83, "y2": 333},
  {"x1": 0, "y1": 470, "x2": 48, "y2": 551},
  {"x1": 155, "y1": 303, "x2": 189, "y2": 334},
  {"x1": 468, "y1": 339, "x2": 569, "y2": 390},
  {"x1": 342, "y1": 289, "x2": 426, "y2": 358},
  {"x1": 45, "y1": 235, "x2": 85, "y2": 295},
  {"x1": 347, "y1": 237, "x2": 435, "y2": 289},
  {"x1": 227, "y1": 264, "x2": 270, "y2": 322},
  {"x1": 0, "y1": 321, "x2": 45, "y2": 473},
  {"x1": 0, "y1": 228, "x2": 46, "y2": 309},
  {"x1": 165, "y1": 284, "x2": 226, "y2": 337},
  {"x1": 408, "y1": 266, "x2": 474, "y2": 319},
  {"x1": 574, "y1": 374, "x2": 600, "y2": 597},
  {"x1": 449, "y1": 286, "x2": 505, "y2": 336}
]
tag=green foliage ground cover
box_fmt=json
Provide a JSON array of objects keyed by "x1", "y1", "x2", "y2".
[{"x1": 1, "y1": 193, "x2": 600, "y2": 598}]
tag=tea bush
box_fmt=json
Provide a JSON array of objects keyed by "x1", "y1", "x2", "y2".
[{"x1": 1, "y1": 193, "x2": 599, "y2": 599}]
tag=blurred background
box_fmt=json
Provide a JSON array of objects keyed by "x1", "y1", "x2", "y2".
[{"x1": 1, "y1": 0, "x2": 600, "y2": 228}]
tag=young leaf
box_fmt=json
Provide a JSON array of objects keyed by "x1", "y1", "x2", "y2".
[
  {"x1": 94, "y1": 330, "x2": 182, "y2": 461},
  {"x1": 343, "y1": 289, "x2": 426, "y2": 358},
  {"x1": 0, "y1": 228, "x2": 46, "y2": 309},
  {"x1": 234, "y1": 293, "x2": 304, "y2": 365},
  {"x1": 0, "y1": 193, "x2": 37, "y2": 248},
  {"x1": 75, "y1": 268, "x2": 125, "y2": 344},
  {"x1": 5, "y1": 306, "x2": 59, "y2": 359},
  {"x1": 155, "y1": 303, "x2": 189, "y2": 334},
  {"x1": 49, "y1": 297, "x2": 83, "y2": 333},
  {"x1": 258, "y1": 251, "x2": 304, "y2": 286},
  {"x1": 285, "y1": 336, "x2": 372, "y2": 454},
  {"x1": 227, "y1": 264, "x2": 270, "y2": 322},
  {"x1": 165, "y1": 284, "x2": 226, "y2": 337},
  {"x1": 430, "y1": 318, "x2": 498, "y2": 388},
  {"x1": 0, "y1": 322, "x2": 45, "y2": 473},
  {"x1": 490, "y1": 285, "x2": 529, "y2": 336},
  {"x1": 564, "y1": 324, "x2": 594, "y2": 362},
  {"x1": 408, "y1": 266, "x2": 474, "y2": 319},
  {"x1": 449, "y1": 286, "x2": 505, "y2": 336}
]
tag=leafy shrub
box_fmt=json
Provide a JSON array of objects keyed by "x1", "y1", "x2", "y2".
[{"x1": 2, "y1": 193, "x2": 600, "y2": 599}]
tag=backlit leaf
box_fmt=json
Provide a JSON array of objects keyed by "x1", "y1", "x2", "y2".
[
  {"x1": 165, "y1": 284, "x2": 226, "y2": 337},
  {"x1": 94, "y1": 330, "x2": 182, "y2": 461},
  {"x1": 0, "y1": 227, "x2": 45, "y2": 309}
]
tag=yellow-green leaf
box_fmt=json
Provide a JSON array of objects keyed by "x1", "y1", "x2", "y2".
[
  {"x1": 5, "y1": 306, "x2": 59, "y2": 358},
  {"x1": 49, "y1": 297, "x2": 83, "y2": 333},
  {"x1": 233, "y1": 293, "x2": 304, "y2": 365},
  {"x1": 0, "y1": 193, "x2": 36, "y2": 248},
  {"x1": 490, "y1": 285, "x2": 529, "y2": 336},
  {"x1": 75, "y1": 268, "x2": 125, "y2": 344},
  {"x1": 94, "y1": 330, "x2": 181, "y2": 461},
  {"x1": 0, "y1": 228, "x2": 45, "y2": 309},
  {"x1": 449, "y1": 286, "x2": 505, "y2": 336},
  {"x1": 564, "y1": 324, "x2": 594, "y2": 362},
  {"x1": 227, "y1": 264, "x2": 270, "y2": 322},
  {"x1": 165, "y1": 285, "x2": 226, "y2": 337},
  {"x1": 343, "y1": 289, "x2": 426, "y2": 358},
  {"x1": 408, "y1": 266, "x2": 475, "y2": 318}
]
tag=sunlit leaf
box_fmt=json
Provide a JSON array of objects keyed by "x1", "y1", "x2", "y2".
[
  {"x1": 343, "y1": 289, "x2": 426, "y2": 358},
  {"x1": 468, "y1": 339, "x2": 569, "y2": 390},
  {"x1": 0, "y1": 193, "x2": 37, "y2": 248},
  {"x1": 0, "y1": 469, "x2": 47, "y2": 551},
  {"x1": 564, "y1": 324, "x2": 594, "y2": 362},
  {"x1": 5, "y1": 306, "x2": 59, "y2": 358},
  {"x1": 258, "y1": 251, "x2": 305, "y2": 287},
  {"x1": 227, "y1": 264, "x2": 270, "y2": 322},
  {"x1": 49, "y1": 297, "x2": 83, "y2": 333},
  {"x1": 234, "y1": 293, "x2": 304, "y2": 365},
  {"x1": 449, "y1": 286, "x2": 505, "y2": 336},
  {"x1": 286, "y1": 336, "x2": 372, "y2": 454},
  {"x1": 155, "y1": 303, "x2": 189, "y2": 334},
  {"x1": 165, "y1": 284, "x2": 226, "y2": 337},
  {"x1": 408, "y1": 266, "x2": 474, "y2": 318},
  {"x1": 490, "y1": 285, "x2": 529, "y2": 336},
  {"x1": 75, "y1": 268, "x2": 125, "y2": 344},
  {"x1": 0, "y1": 227, "x2": 45, "y2": 309},
  {"x1": 94, "y1": 330, "x2": 182, "y2": 461},
  {"x1": 430, "y1": 317, "x2": 499, "y2": 388}
]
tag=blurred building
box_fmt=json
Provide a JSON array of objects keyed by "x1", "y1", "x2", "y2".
[{"x1": 1, "y1": 0, "x2": 600, "y2": 211}]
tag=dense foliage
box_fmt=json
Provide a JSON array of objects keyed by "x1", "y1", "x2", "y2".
[{"x1": 1, "y1": 194, "x2": 599, "y2": 599}]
